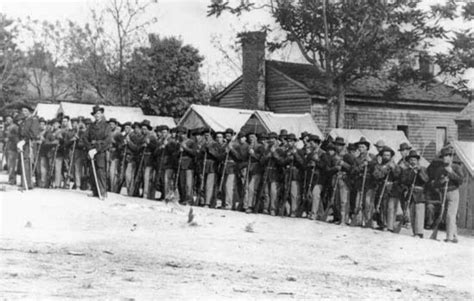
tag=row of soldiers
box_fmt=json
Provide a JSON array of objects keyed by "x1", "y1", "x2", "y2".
[{"x1": 2, "y1": 105, "x2": 465, "y2": 242}]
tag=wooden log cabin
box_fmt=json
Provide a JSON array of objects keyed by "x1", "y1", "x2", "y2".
[{"x1": 212, "y1": 31, "x2": 469, "y2": 160}]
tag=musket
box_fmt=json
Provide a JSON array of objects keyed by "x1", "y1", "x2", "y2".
[
  {"x1": 116, "y1": 147, "x2": 128, "y2": 193},
  {"x1": 199, "y1": 149, "x2": 208, "y2": 205},
  {"x1": 217, "y1": 148, "x2": 229, "y2": 200},
  {"x1": 65, "y1": 139, "x2": 76, "y2": 189},
  {"x1": 32, "y1": 141, "x2": 42, "y2": 176},
  {"x1": 253, "y1": 155, "x2": 271, "y2": 213},
  {"x1": 280, "y1": 153, "x2": 294, "y2": 217},
  {"x1": 430, "y1": 179, "x2": 449, "y2": 240},
  {"x1": 48, "y1": 145, "x2": 58, "y2": 188},
  {"x1": 322, "y1": 172, "x2": 340, "y2": 222},
  {"x1": 394, "y1": 168, "x2": 418, "y2": 234},
  {"x1": 132, "y1": 148, "x2": 146, "y2": 196},
  {"x1": 374, "y1": 170, "x2": 390, "y2": 226},
  {"x1": 351, "y1": 164, "x2": 368, "y2": 227}
]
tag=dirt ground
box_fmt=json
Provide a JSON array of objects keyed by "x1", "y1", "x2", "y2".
[{"x1": 0, "y1": 175, "x2": 473, "y2": 300}]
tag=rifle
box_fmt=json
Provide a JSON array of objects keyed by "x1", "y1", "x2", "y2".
[
  {"x1": 65, "y1": 140, "x2": 76, "y2": 189},
  {"x1": 253, "y1": 156, "x2": 270, "y2": 213},
  {"x1": 303, "y1": 164, "x2": 316, "y2": 217},
  {"x1": 279, "y1": 156, "x2": 294, "y2": 216},
  {"x1": 394, "y1": 169, "x2": 418, "y2": 234},
  {"x1": 1, "y1": 141, "x2": 7, "y2": 171},
  {"x1": 322, "y1": 173, "x2": 339, "y2": 221},
  {"x1": 430, "y1": 180, "x2": 449, "y2": 240},
  {"x1": 216, "y1": 150, "x2": 229, "y2": 202},
  {"x1": 199, "y1": 150, "x2": 207, "y2": 205},
  {"x1": 48, "y1": 145, "x2": 58, "y2": 188},
  {"x1": 131, "y1": 149, "x2": 146, "y2": 196},
  {"x1": 351, "y1": 164, "x2": 368, "y2": 226},
  {"x1": 32, "y1": 141, "x2": 42, "y2": 177},
  {"x1": 116, "y1": 147, "x2": 128, "y2": 193},
  {"x1": 19, "y1": 148, "x2": 29, "y2": 191},
  {"x1": 166, "y1": 149, "x2": 183, "y2": 202},
  {"x1": 373, "y1": 172, "x2": 390, "y2": 227}
]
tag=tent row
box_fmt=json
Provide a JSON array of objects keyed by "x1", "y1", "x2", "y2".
[{"x1": 33, "y1": 102, "x2": 176, "y2": 128}]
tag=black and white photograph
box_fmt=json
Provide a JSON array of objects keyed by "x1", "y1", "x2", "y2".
[{"x1": 0, "y1": 0, "x2": 473, "y2": 299}]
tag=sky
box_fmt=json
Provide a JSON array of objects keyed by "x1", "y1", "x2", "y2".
[{"x1": 0, "y1": 0, "x2": 472, "y2": 88}]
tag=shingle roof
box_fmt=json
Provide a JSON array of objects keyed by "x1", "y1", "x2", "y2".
[
  {"x1": 266, "y1": 60, "x2": 467, "y2": 104},
  {"x1": 455, "y1": 102, "x2": 474, "y2": 122}
]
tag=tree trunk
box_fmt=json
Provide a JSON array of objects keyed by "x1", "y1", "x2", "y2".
[
  {"x1": 336, "y1": 84, "x2": 345, "y2": 128},
  {"x1": 327, "y1": 96, "x2": 337, "y2": 129}
]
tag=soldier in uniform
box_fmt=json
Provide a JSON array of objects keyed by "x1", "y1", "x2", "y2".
[
  {"x1": 352, "y1": 137, "x2": 377, "y2": 227},
  {"x1": 4, "y1": 115, "x2": 19, "y2": 185},
  {"x1": 16, "y1": 105, "x2": 40, "y2": 190},
  {"x1": 373, "y1": 146, "x2": 401, "y2": 231},
  {"x1": 202, "y1": 129, "x2": 226, "y2": 207},
  {"x1": 400, "y1": 150, "x2": 429, "y2": 238},
  {"x1": 53, "y1": 115, "x2": 72, "y2": 188},
  {"x1": 326, "y1": 137, "x2": 354, "y2": 224},
  {"x1": 177, "y1": 126, "x2": 196, "y2": 205},
  {"x1": 153, "y1": 125, "x2": 170, "y2": 200},
  {"x1": 141, "y1": 120, "x2": 158, "y2": 199},
  {"x1": 162, "y1": 126, "x2": 179, "y2": 200},
  {"x1": 84, "y1": 105, "x2": 112, "y2": 200},
  {"x1": 125, "y1": 122, "x2": 145, "y2": 196},
  {"x1": 242, "y1": 132, "x2": 264, "y2": 213},
  {"x1": 303, "y1": 134, "x2": 327, "y2": 220},
  {"x1": 222, "y1": 130, "x2": 240, "y2": 210},
  {"x1": 72, "y1": 118, "x2": 89, "y2": 190},
  {"x1": 193, "y1": 128, "x2": 206, "y2": 205},
  {"x1": 108, "y1": 118, "x2": 123, "y2": 193},
  {"x1": 429, "y1": 146, "x2": 464, "y2": 243}
]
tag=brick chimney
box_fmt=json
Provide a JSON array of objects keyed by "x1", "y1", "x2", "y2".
[
  {"x1": 419, "y1": 53, "x2": 434, "y2": 77},
  {"x1": 240, "y1": 31, "x2": 266, "y2": 110}
]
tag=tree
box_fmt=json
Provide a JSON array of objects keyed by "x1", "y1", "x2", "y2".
[
  {"x1": 208, "y1": 0, "x2": 470, "y2": 128},
  {"x1": 0, "y1": 14, "x2": 27, "y2": 106},
  {"x1": 127, "y1": 34, "x2": 206, "y2": 118}
]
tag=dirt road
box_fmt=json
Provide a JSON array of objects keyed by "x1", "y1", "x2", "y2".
[{"x1": 1, "y1": 185, "x2": 472, "y2": 299}]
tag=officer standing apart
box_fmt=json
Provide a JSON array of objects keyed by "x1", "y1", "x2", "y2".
[{"x1": 84, "y1": 105, "x2": 112, "y2": 200}]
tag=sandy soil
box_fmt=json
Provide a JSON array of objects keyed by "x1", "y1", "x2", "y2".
[{"x1": 0, "y1": 175, "x2": 473, "y2": 300}]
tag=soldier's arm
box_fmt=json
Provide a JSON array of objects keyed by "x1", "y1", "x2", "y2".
[
  {"x1": 182, "y1": 140, "x2": 196, "y2": 157},
  {"x1": 447, "y1": 164, "x2": 464, "y2": 186}
]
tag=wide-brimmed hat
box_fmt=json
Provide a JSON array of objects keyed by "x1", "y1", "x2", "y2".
[
  {"x1": 224, "y1": 128, "x2": 235, "y2": 135},
  {"x1": 279, "y1": 129, "x2": 288, "y2": 139},
  {"x1": 122, "y1": 121, "x2": 132, "y2": 128},
  {"x1": 70, "y1": 117, "x2": 79, "y2": 123},
  {"x1": 326, "y1": 143, "x2": 336, "y2": 151},
  {"x1": 90, "y1": 105, "x2": 104, "y2": 115},
  {"x1": 334, "y1": 137, "x2": 345, "y2": 146},
  {"x1": 202, "y1": 127, "x2": 211, "y2": 135},
  {"x1": 308, "y1": 134, "x2": 321, "y2": 144},
  {"x1": 132, "y1": 122, "x2": 141, "y2": 128},
  {"x1": 347, "y1": 143, "x2": 357, "y2": 151},
  {"x1": 108, "y1": 118, "x2": 118, "y2": 124},
  {"x1": 21, "y1": 104, "x2": 34, "y2": 112},
  {"x1": 405, "y1": 150, "x2": 420, "y2": 161},
  {"x1": 62, "y1": 115, "x2": 70, "y2": 121},
  {"x1": 176, "y1": 126, "x2": 187, "y2": 134},
  {"x1": 286, "y1": 133, "x2": 297, "y2": 141},
  {"x1": 141, "y1": 119, "x2": 152, "y2": 130},
  {"x1": 398, "y1": 142, "x2": 412, "y2": 151},
  {"x1": 155, "y1": 125, "x2": 169, "y2": 132},
  {"x1": 439, "y1": 146, "x2": 454, "y2": 158},
  {"x1": 355, "y1": 137, "x2": 370, "y2": 149},
  {"x1": 374, "y1": 140, "x2": 385, "y2": 148},
  {"x1": 258, "y1": 132, "x2": 268, "y2": 140},
  {"x1": 300, "y1": 131, "x2": 309, "y2": 140},
  {"x1": 379, "y1": 146, "x2": 395, "y2": 157},
  {"x1": 191, "y1": 127, "x2": 204, "y2": 136},
  {"x1": 267, "y1": 132, "x2": 278, "y2": 139}
]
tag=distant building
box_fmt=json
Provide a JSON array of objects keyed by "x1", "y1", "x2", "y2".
[
  {"x1": 455, "y1": 101, "x2": 474, "y2": 142},
  {"x1": 212, "y1": 31, "x2": 468, "y2": 160}
]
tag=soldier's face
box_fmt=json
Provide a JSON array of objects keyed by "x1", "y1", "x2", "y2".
[
  {"x1": 53, "y1": 122, "x2": 60, "y2": 129},
  {"x1": 225, "y1": 133, "x2": 232, "y2": 141},
  {"x1": 6, "y1": 116, "x2": 13, "y2": 124},
  {"x1": 408, "y1": 157, "x2": 418, "y2": 166},
  {"x1": 40, "y1": 122, "x2": 46, "y2": 130},
  {"x1": 94, "y1": 111, "x2": 103, "y2": 121},
  {"x1": 401, "y1": 149, "x2": 410, "y2": 157},
  {"x1": 72, "y1": 121, "x2": 78, "y2": 129},
  {"x1": 109, "y1": 122, "x2": 116, "y2": 129},
  {"x1": 62, "y1": 119, "x2": 69, "y2": 127},
  {"x1": 442, "y1": 154, "x2": 453, "y2": 164},
  {"x1": 216, "y1": 134, "x2": 224, "y2": 144},
  {"x1": 125, "y1": 125, "x2": 132, "y2": 133},
  {"x1": 336, "y1": 144, "x2": 344, "y2": 152},
  {"x1": 21, "y1": 108, "x2": 30, "y2": 117},
  {"x1": 269, "y1": 138, "x2": 276, "y2": 144},
  {"x1": 204, "y1": 133, "x2": 212, "y2": 141},
  {"x1": 161, "y1": 130, "x2": 169, "y2": 137},
  {"x1": 382, "y1": 152, "x2": 392, "y2": 162},
  {"x1": 358, "y1": 144, "x2": 367, "y2": 154}
]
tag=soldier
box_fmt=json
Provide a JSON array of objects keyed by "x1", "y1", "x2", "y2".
[
  {"x1": 261, "y1": 132, "x2": 282, "y2": 216},
  {"x1": 84, "y1": 105, "x2": 112, "y2": 200},
  {"x1": 202, "y1": 129, "x2": 225, "y2": 208},
  {"x1": 222, "y1": 129, "x2": 240, "y2": 210},
  {"x1": 153, "y1": 125, "x2": 170, "y2": 200},
  {"x1": 108, "y1": 118, "x2": 123, "y2": 193},
  {"x1": 34, "y1": 118, "x2": 47, "y2": 187},
  {"x1": 125, "y1": 122, "x2": 145, "y2": 196},
  {"x1": 374, "y1": 140, "x2": 385, "y2": 164},
  {"x1": 326, "y1": 137, "x2": 354, "y2": 224},
  {"x1": 242, "y1": 132, "x2": 264, "y2": 213},
  {"x1": 429, "y1": 146, "x2": 464, "y2": 243},
  {"x1": 72, "y1": 118, "x2": 89, "y2": 190},
  {"x1": 162, "y1": 126, "x2": 179, "y2": 200},
  {"x1": 4, "y1": 115, "x2": 19, "y2": 185},
  {"x1": 16, "y1": 105, "x2": 40, "y2": 190},
  {"x1": 53, "y1": 115, "x2": 72, "y2": 188},
  {"x1": 400, "y1": 150, "x2": 429, "y2": 238},
  {"x1": 141, "y1": 120, "x2": 157, "y2": 199},
  {"x1": 177, "y1": 126, "x2": 196, "y2": 205},
  {"x1": 303, "y1": 135, "x2": 327, "y2": 220},
  {"x1": 373, "y1": 146, "x2": 401, "y2": 231},
  {"x1": 396, "y1": 142, "x2": 413, "y2": 222},
  {"x1": 352, "y1": 137, "x2": 377, "y2": 227}
]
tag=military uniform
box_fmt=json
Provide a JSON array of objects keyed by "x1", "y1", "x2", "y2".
[
  {"x1": 141, "y1": 122, "x2": 158, "y2": 199},
  {"x1": 84, "y1": 108, "x2": 112, "y2": 198},
  {"x1": 303, "y1": 135, "x2": 327, "y2": 220},
  {"x1": 18, "y1": 114, "x2": 40, "y2": 189},
  {"x1": 125, "y1": 126, "x2": 145, "y2": 196},
  {"x1": 177, "y1": 133, "x2": 196, "y2": 205},
  {"x1": 242, "y1": 137, "x2": 265, "y2": 213},
  {"x1": 202, "y1": 135, "x2": 225, "y2": 207},
  {"x1": 4, "y1": 121, "x2": 20, "y2": 185}
]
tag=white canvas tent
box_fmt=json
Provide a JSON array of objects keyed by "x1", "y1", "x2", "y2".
[
  {"x1": 242, "y1": 111, "x2": 323, "y2": 138},
  {"x1": 452, "y1": 140, "x2": 474, "y2": 177},
  {"x1": 329, "y1": 128, "x2": 429, "y2": 166},
  {"x1": 178, "y1": 105, "x2": 254, "y2": 133},
  {"x1": 59, "y1": 102, "x2": 145, "y2": 124},
  {"x1": 33, "y1": 103, "x2": 60, "y2": 120},
  {"x1": 144, "y1": 115, "x2": 176, "y2": 128}
]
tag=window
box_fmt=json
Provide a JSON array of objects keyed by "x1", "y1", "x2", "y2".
[
  {"x1": 345, "y1": 113, "x2": 357, "y2": 129},
  {"x1": 397, "y1": 125, "x2": 409, "y2": 138},
  {"x1": 436, "y1": 127, "x2": 447, "y2": 154}
]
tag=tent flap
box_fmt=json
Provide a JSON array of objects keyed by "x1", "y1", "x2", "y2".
[{"x1": 453, "y1": 140, "x2": 474, "y2": 177}]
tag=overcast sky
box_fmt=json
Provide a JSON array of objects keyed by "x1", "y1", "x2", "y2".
[{"x1": 1, "y1": 0, "x2": 472, "y2": 88}]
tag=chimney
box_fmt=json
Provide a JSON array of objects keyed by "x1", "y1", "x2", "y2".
[
  {"x1": 240, "y1": 31, "x2": 266, "y2": 110},
  {"x1": 419, "y1": 53, "x2": 434, "y2": 78}
]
